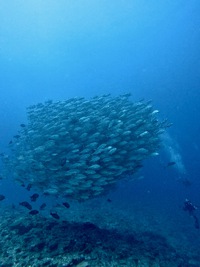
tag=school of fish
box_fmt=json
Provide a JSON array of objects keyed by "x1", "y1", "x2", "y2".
[{"x1": 1, "y1": 94, "x2": 169, "y2": 200}]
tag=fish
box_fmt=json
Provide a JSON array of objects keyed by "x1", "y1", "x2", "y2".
[
  {"x1": 1, "y1": 94, "x2": 168, "y2": 201},
  {"x1": 50, "y1": 212, "x2": 60, "y2": 220},
  {"x1": 60, "y1": 158, "x2": 66, "y2": 167},
  {"x1": 13, "y1": 135, "x2": 20, "y2": 139},
  {"x1": 177, "y1": 177, "x2": 192, "y2": 187},
  {"x1": 26, "y1": 184, "x2": 32, "y2": 191},
  {"x1": 165, "y1": 161, "x2": 176, "y2": 168},
  {"x1": 193, "y1": 215, "x2": 200, "y2": 229},
  {"x1": 19, "y1": 201, "x2": 32, "y2": 210},
  {"x1": 63, "y1": 202, "x2": 70, "y2": 208},
  {"x1": 29, "y1": 210, "x2": 39, "y2": 215},
  {"x1": 40, "y1": 203, "x2": 47, "y2": 210},
  {"x1": 0, "y1": 194, "x2": 5, "y2": 201},
  {"x1": 30, "y1": 193, "x2": 39, "y2": 202}
]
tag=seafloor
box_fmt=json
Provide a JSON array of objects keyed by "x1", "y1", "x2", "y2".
[{"x1": 0, "y1": 195, "x2": 200, "y2": 267}]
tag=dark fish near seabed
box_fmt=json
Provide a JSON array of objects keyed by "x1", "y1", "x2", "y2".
[
  {"x1": 20, "y1": 124, "x2": 26, "y2": 127},
  {"x1": 181, "y1": 179, "x2": 192, "y2": 187},
  {"x1": 19, "y1": 201, "x2": 32, "y2": 210},
  {"x1": 194, "y1": 215, "x2": 200, "y2": 229},
  {"x1": 0, "y1": 195, "x2": 5, "y2": 201},
  {"x1": 26, "y1": 184, "x2": 32, "y2": 191},
  {"x1": 177, "y1": 177, "x2": 192, "y2": 187},
  {"x1": 13, "y1": 135, "x2": 20, "y2": 139},
  {"x1": 63, "y1": 202, "x2": 70, "y2": 208},
  {"x1": 29, "y1": 210, "x2": 39, "y2": 215},
  {"x1": 50, "y1": 212, "x2": 60, "y2": 220},
  {"x1": 165, "y1": 161, "x2": 176, "y2": 168},
  {"x1": 13, "y1": 134, "x2": 20, "y2": 139},
  {"x1": 60, "y1": 158, "x2": 66, "y2": 167},
  {"x1": 40, "y1": 203, "x2": 47, "y2": 210},
  {"x1": 30, "y1": 193, "x2": 39, "y2": 202}
]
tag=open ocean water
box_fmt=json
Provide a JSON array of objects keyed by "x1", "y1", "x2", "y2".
[{"x1": 0, "y1": 1, "x2": 200, "y2": 266}]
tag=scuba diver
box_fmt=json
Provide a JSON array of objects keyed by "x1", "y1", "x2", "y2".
[
  {"x1": 183, "y1": 199, "x2": 197, "y2": 215},
  {"x1": 183, "y1": 199, "x2": 199, "y2": 229}
]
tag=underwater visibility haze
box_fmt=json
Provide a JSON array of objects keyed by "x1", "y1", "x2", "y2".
[{"x1": 0, "y1": 1, "x2": 200, "y2": 266}]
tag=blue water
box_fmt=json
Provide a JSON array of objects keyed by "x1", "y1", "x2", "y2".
[{"x1": 0, "y1": 0, "x2": 200, "y2": 259}]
